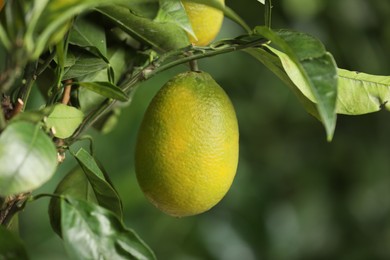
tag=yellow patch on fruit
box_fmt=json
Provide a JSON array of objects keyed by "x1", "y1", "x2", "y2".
[
  {"x1": 135, "y1": 71, "x2": 239, "y2": 217},
  {"x1": 182, "y1": 0, "x2": 225, "y2": 46}
]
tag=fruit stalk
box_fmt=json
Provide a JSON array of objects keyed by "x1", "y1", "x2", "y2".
[{"x1": 69, "y1": 36, "x2": 269, "y2": 143}]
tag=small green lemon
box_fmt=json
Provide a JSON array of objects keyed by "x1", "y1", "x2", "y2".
[
  {"x1": 182, "y1": 0, "x2": 225, "y2": 46},
  {"x1": 135, "y1": 71, "x2": 239, "y2": 217}
]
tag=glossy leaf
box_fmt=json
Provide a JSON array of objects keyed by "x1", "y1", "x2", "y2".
[
  {"x1": 74, "y1": 148, "x2": 123, "y2": 219},
  {"x1": 78, "y1": 81, "x2": 129, "y2": 102},
  {"x1": 245, "y1": 47, "x2": 321, "y2": 120},
  {"x1": 61, "y1": 198, "x2": 156, "y2": 260},
  {"x1": 0, "y1": 225, "x2": 29, "y2": 260},
  {"x1": 69, "y1": 17, "x2": 108, "y2": 62},
  {"x1": 254, "y1": 27, "x2": 338, "y2": 140},
  {"x1": 49, "y1": 167, "x2": 97, "y2": 236},
  {"x1": 0, "y1": 122, "x2": 57, "y2": 196},
  {"x1": 78, "y1": 47, "x2": 132, "y2": 113},
  {"x1": 336, "y1": 69, "x2": 390, "y2": 115},
  {"x1": 96, "y1": 6, "x2": 190, "y2": 52},
  {"x1": 45, "y1": 104, "x2": 84, "y2": 139},
  {"x1": 155, "y1": 0, "x2": 196, "y2": 38}
]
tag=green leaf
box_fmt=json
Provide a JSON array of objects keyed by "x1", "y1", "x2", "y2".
[
  {"x1": 0, "y1": 122, "x2": 57, "y2": 196},
  {"x1": 336, "y1": 69, "x2": 390, "y2": 115},
  {"x1": 45, "y1": 104, "x2": 84, "y2": 139},
  {"x1": 78, "y1": 81, "x2": 129, "y2": 102},
  {"x1": 74, "y1": 148, "x2": 123, "y2": 219},
  {"x1": 61, "y1": 198, "x2": 156, "y2": 260},
  {"x1": 0, "y1": 225, "x2": 29, "y2": 260},
  {"x1": 49, "y1": 167, "x2": 97, "y2": 237},
  {"x1": 245, "y1": 47, "x2": 321, "y2": 120},
  {"x1": 69, "y1": 17, "x2": 108, "y2": 62},
  {"x1": 96, "y1": 5, "x2": 190, "y2": 52},
  {"x1": 63, "y1": 50, "x2": 108, "y2": 80},
  {"x1": 254, "y1": 27, "x2": 338, "y2": 140},
  {"x1": 155, "y1": 0, "x2": 196, "y2": 39}
]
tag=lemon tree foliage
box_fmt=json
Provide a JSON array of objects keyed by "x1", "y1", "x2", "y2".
[{"x1": 1, "y1": 0, "x2": 390, "y2": 258}]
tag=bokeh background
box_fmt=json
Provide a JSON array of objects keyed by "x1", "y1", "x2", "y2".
[{"x1": 19, "y1": 0, "x2": 390, "y2": 259}]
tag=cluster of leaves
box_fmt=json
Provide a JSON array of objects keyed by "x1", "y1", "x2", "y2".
[{"x1": 1, "y1": 0, "x2": 390, "y2": 258}]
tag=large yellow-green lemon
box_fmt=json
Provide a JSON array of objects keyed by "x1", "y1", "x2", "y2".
[
  {"x1": 135, "y1": 71, "x2": 239, "y2": 217},
  {"x1": 181, "y1": 0, "x2": 225, "y2": 46}
]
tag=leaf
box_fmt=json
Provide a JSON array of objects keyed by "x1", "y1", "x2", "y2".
[
  {"x1": 30, "y1": 0, "x2": 156, "y2": 58},
  {"x1": 45, "y1": 104, "x2": 84, "y2": 139},
  {"x1": 49, "y1": 167, "x2": 97, "y2": 237},
  {"x1": 96, "y1": 5, "x2": 190, "y2": 52},
  {"x1": 245, "y1": 47, "x2": 321, "y2": 120},
  {"x1": 0, "y1": 122, "x2": 57, "y2": 196},
  {"x1": 155, "y1": 0, "x2": 196, "y2": 39},
  {"x1": 336, "y1": 69, "x2": 390, "y2": 115},
  {"x1": 0, "y1": 225, "x2": 29, "y2": 260},
  {"x1": 61, "y1": 198, "x2": 156, "y2": 260},
  {"x1": 78, "y1": 81, "x2": 129, "y2": 102},
  {"x1": 63, "y1": 50, "x2": 108, "y2": 80},
  {"x1": 254, "y1": 27, "x2": 338, "y2": 140},
  {"x1": 74, "y1": 148, "x2": 123, "y2": 219},
  {"x1": 69, "y1": 17, "x2": 108, "y2": 62}
]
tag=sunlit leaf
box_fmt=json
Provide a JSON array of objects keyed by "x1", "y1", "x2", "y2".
[
  {"x1": 45, "y1": 104, "x2": 84, "y2": 139},
  {"x1": 74, "y1": 148, "x2": 123, "y2": 219},
  {"x1": 254, "y1": 27, "x2": 338, "y2": 140},
  {"x1": 0, "y1": 225, "x2": 29, "y2": 260},
  {"x1": 337, "y1": 69, "x2": 390, "y2": 115},
  {"x1": 245, "y1": 47, "x2": 320, "y2": 120},
  {"x1": 0, "y1": 122, "x2": 57, "y2": 196},
  {"x1": 61, "y1": 198, "x2": 156, "y2": 260},
  {"x1": 155, "y1": 0, "x2": 196, "y2": 38}
]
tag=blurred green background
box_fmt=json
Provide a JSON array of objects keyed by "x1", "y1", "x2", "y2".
[{"x1": 19, "y1": 0, "x2": 390, "y2": 259}]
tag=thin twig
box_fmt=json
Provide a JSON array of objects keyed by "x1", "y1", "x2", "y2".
[
  {"x1": 61, "y1": 80, "x2": 72, "y2": 105},
  {"x1": 69, "y1": 36, "x2": 269, "y2": 142}
]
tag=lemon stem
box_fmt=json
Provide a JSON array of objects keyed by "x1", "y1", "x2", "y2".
[{"x1": 189, "y1": 60, "x2": 199, "y2": 72}]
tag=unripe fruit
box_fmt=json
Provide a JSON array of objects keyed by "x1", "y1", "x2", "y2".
[{"x1": 135, "y1": 71, "x2": 239, "y2": 217}]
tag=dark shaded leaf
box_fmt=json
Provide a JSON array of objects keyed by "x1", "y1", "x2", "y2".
[
  {"x1": 0, "y1": 225, "x2": 29, "y2": 260},
  {"x1": 96, "y1": 6, "x2": 190, "y2": 52},
  {"x1": 49, "y1": 167, "x2": 97, "y2": 237},
  {"x1": 0, "y1": 122, "x2": 57, "y2": 196},
  {"x1": 74, "y1": 148, "x2": 123, "y2": 219},
  {"x1": 69, "y1": 17, "x2": 108, "y2": 62},
  {"x1": 78, "y1": 81, "x2": 129, "y2": 102},
  {"x1": 61, "y1": 198, "x2": 156, "y2": 260},
  {"x1": 63, "y1": 50, "x2": 107, "y2": 80}
]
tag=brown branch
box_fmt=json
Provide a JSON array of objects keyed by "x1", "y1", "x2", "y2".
[{"x1": 61, "y1": 80, "x2": 72, "y2": 105}]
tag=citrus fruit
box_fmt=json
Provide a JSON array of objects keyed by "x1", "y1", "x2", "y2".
[
  {"x1": 182, "y1": 0, "x2": 225, "y2": 46},
  {"x1": 135, "y1": 71, "x2": 239, "y2": 217}
]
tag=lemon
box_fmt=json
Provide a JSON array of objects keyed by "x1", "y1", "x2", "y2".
[
  {"x1": 182, "y1": 0, "x2": 225, "y2": 46},
  {"x1": 135, "y1": 71, "x2": 239, "y2": 217}
]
